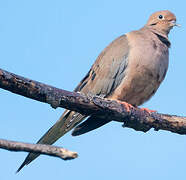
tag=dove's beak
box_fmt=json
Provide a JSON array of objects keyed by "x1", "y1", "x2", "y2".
[{"x1": 170, "y1": 20, "x2": 181, "y2": 27}]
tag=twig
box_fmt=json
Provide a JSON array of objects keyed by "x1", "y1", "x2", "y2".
[
  {"x1": 0, "y1": 68, "x2": 186, "y2": 135},
  {"x1": 0, "y1": 138, "x2": 78, "y2": 160}
]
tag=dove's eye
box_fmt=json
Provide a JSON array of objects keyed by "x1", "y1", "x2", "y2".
[{"x1": 158, "y1": 15, "x2": 164, "y2": 19}]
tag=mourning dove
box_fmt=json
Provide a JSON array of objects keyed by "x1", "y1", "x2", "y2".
[{"x1": 17, "y1": 10, "x2": 178, "y2": 172}]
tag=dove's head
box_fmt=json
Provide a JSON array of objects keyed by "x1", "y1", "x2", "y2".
[{"x1": 146, "y1": 10, "x2": 179, "y2": 35}]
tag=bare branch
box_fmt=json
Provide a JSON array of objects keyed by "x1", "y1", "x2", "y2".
[
  {"x1": 0, "y1": 68, "x2": 186, "y2": 135},
  {"x1": 0, "y1": 138, "x2": 78, "y2": 160}
]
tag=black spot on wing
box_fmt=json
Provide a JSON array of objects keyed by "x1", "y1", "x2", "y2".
[
  {"x1": 91, "y1": 70, "x2": 96, "y2": 81},
  {"x1": 108, "y1": 55, "x2": 128, "y2": 95},
  {"x1": 77, "y1": 80, "x2": 88, "y2": 91},
  {"x1": 74, "y1": 69, "x2": 91, "y2": 92}
]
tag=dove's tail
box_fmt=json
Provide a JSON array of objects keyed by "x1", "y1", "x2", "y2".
[{"x1": 16, "y1": 110, "x2": 86, "y2": 173}]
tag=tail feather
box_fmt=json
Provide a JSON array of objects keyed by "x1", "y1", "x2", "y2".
[
  {"x1": 72, "y1": 116, "x2": 111, "y2": 136},
  {"x1": 16, "y1": 110, "x2": 86, "y2": 172}
]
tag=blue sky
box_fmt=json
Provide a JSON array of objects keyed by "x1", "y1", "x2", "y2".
[{"x1": 0, "y1": 0, "x2": 186, "y2": 179}]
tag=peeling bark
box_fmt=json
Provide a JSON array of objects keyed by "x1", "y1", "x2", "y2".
[{"x1": 0, "y1": 68, "x2": 186, "y2": 135}]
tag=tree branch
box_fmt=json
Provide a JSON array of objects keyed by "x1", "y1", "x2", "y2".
[
  {"x1": 0, "y1": 138, "x2": 77, "y2": 160},
  {"x1": 0, "y1": 67, "x2": 186, "y2": 136}
]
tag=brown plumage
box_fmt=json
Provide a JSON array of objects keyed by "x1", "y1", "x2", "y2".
[{"x1": 17, "y1": 10, "x2": 178, "y2": 172}]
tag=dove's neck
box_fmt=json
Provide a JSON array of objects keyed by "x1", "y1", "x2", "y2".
[
  {"x1": 149, "y1": 28, "x2": 168, "y2": 38},
  {"x1": 142, "y1": 26, "x2": 171, "y2": 48}
]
